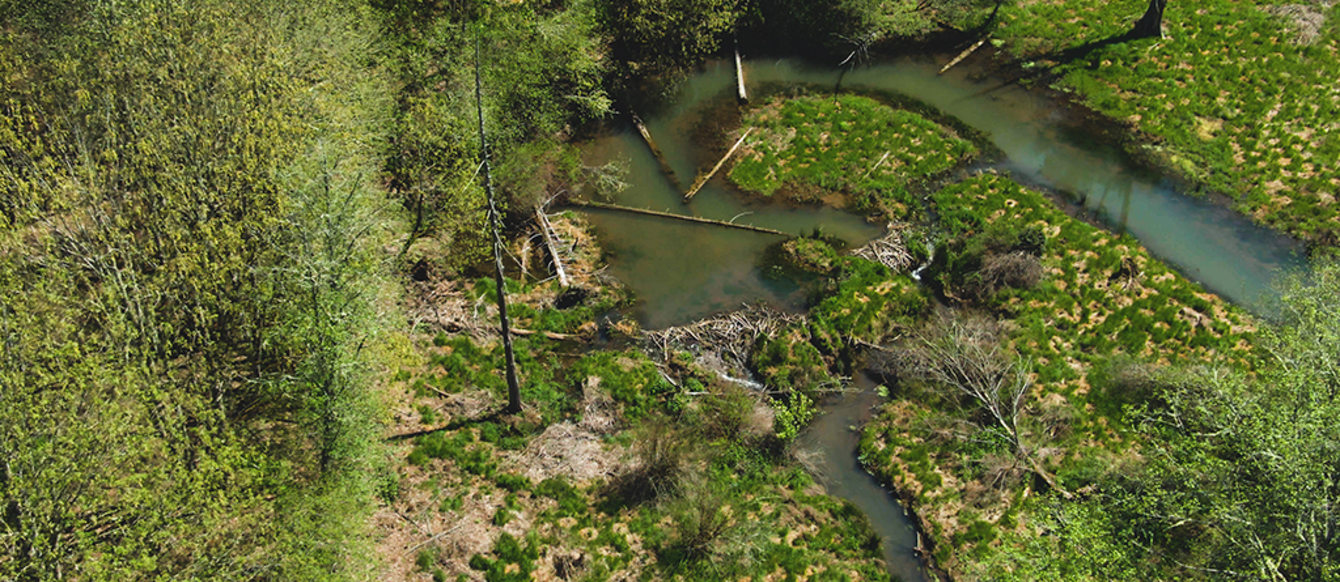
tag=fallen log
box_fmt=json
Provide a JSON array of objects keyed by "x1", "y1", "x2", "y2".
[
  {"x1": 569, "y1": 198, "x2": 789, "y2": 237},
  {"x1": 534, "y1": 207, "x2": 569, "y2": 288},
  {"x1": 683, "y1": 127, "x2": 754, "y2": 202},
  {"x1": 940, "y1": 36, "x2": 989, "y2": 75},
  {"x1": 511, "y1": 327, "x2": 579, "y2": 341},
  {"x1": 630, "y1": 111, "x2": 683, "y2": 191}
]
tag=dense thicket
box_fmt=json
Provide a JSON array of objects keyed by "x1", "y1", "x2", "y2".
[
  {"x1": 379, "y1": 0, "x2": 610, "y2": 271},
  {"x1": 969, "y1": 260, "x2": 1340, "y2": 580},
  {"x1": 0, "y1": 0, "x2": 395, "y2": 577}
]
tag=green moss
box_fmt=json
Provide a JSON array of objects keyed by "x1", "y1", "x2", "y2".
[
  {"x1": 568, "y1": 350, "x2": 679, "y2": 419},
  {"x1": 730, "y1": 94, "x2": 976, "y2": 216}
]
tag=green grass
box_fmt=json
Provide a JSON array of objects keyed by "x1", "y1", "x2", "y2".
[
  {"x1": 857, "y1": 172, "x2": 1260, "y2": 577},
  {"x1": 994, "y1": 0, "x2": 1340, "y2": 244},
  {"x1": 730, "y1": 94, "x2": 977, "y2": 215},
  {"x1": 933, "y1": 172, "x2": 1256, "y2": 371}
]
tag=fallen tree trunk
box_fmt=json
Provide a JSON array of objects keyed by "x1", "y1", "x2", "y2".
[
  {"x1": 684, "y1": 127, "x2": 754, "y2": 202},
  {"x1": 631, "y1": 111, "x2": 683, "y2": 191},
  {"x1": 940, "y1": 36, "x2": 989, "y2": 75},
  {"x1": 535, "y1": 207, "x2": 569, "y2": 288},
  {"x1": 511, "y1": 327, "x2": 579, "y2": 341},
  {"x1": 569, "y1": 198, "x2": 789, "y2": 237}
]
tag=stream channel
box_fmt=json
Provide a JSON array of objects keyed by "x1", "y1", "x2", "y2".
[{"x1": 578, "y1": 54, "x2": 1306, "y2": 581}]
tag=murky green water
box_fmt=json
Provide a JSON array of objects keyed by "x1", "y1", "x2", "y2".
[
  {"x1": 838, "y1": 57, "x2": 1307, "y2": 311},
  {"x1": 580, "y1": 65, "x2": 882, "y2": 329},
  {"x1": 584, "y1": 56, "x2": 1304, "y2": 326},
  {"x1": 798, "y1": 373, "x2": 930, "y2": 582}
]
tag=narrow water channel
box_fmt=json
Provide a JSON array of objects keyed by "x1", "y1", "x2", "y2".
[
  {"x1": 579, "y1": 54, "x2": 1306, "y2": 581},
  {"x1": 796, "y1": 373, "x2": 929, "y2": 582},
  {"x1": 838, "y1": 57, "x2": 1307, "y2": 312}
]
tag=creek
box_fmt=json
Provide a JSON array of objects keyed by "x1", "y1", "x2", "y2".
[{"x1": 578, "y1": 54, "x2": 1305, "y2": 581}]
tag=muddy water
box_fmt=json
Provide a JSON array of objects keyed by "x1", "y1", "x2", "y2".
[
  {"x1": 580, "y1": 54, "x2": 1305, "y2": 581},
  {"x1": 579, "y1": 64, "x2": 882, "y2": 329}
]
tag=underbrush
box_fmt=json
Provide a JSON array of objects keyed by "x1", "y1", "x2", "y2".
[{"x1": 385, "y1": 310, "x2": 891, "y2": 579}]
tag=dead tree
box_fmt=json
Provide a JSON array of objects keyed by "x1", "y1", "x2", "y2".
[
  {"x1": 901, "y1": 313, "x2": 1071, "y2": 497},
  {"x1": 1131, "y1": 0, "x2": 1168, "y2": 39},
  {"x1": 474, "y1": 37, "x2": 522, "y2": 414}
]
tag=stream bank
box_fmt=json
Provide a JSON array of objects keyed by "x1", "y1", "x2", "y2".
[{"x1": 574, "y1": 49, "x2": 1305, "y2": 581}]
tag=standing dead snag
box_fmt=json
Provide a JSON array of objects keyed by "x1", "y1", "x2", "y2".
[
  {"x1": 898, "y1": 313, "x2": 1072, "y2": 498},
  {"x1": 1131, "y1": 0, "x2": 1168, "y2": 39},
  {"x1": 474, "y1": 36, "x2": 522, "y2": 415}
]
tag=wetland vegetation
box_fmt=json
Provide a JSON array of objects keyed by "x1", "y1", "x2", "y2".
[{"x1": 3, "y1": 0, "x2": 1337, "y2": 580}]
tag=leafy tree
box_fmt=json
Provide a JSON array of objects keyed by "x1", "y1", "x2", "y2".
[
  {"x1": 596, "y1": 0, "x2": 741, "y2": 78},
  {"x1": 0, "y1": 0, "x2": 394, "y2": 577},
  {"x1": 1103, "y1": 260, "x2": 1340, "y2": 579}
]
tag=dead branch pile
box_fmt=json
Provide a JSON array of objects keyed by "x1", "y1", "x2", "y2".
[
  {"x1": 645, "y1": 305, "x2": 804, "y2": 374},
  {"x1": 852, "y1": 224, "x2": 915, "y2": 273},
  {"x1": 405, "y1": 279, "x2": 495, "y2": 340},
  {"x1": 507, "y1": 421, "x2": 618, "y2": 485},
  {"x1": 1263, "y1": 1, "x2": 1334, "y2": 44}
]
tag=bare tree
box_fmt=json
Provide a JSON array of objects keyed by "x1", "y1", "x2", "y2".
[
  {"x1": 900, "y1": 312, "x2": 1071, "y2": 497},
  {"x1": 474, "y1": 36, "x2": 522, "y2": 414}
]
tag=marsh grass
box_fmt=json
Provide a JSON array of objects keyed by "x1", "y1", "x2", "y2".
[
  {"x1": 996, "y1": 1, "x2": 1340, "y2": 243},
  {"x1": 730, "y1": 94, "x2": 977, "y2": 216},
  {"x1": 858, "y1": 172, "x2": 1260, "y2": 575}
]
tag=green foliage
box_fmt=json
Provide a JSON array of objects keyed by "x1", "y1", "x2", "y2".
[
  {"x1": 770, "y1": 236, "x2": 843, "y2": 277},
  {"x1": 596, "y1": 0, "x2": 740, "y2": 78},
  {"x1": 751, "y1": 324, "x2": 830, "y2": 393},
  {"x1": 1092, "y1": 260, "x2": 1340, "y2": 580},
  {"x1": 378, "y1": 0, "x2": 610, "y2": 270},
  {"x1": 470, "y1": 532, "x2": 541, "y2": 582},
  {"x1": 569, "y1": 350, "x2": 679, "y2": 419},
  {"x1": 772, "y1": 391, "x2": 816, "y2": 441},
  {"x1": 742, "y1": 0, "x2": 887, "y2": 55},
  {"x1": 0, "y1": 0, "x2": 395, "y2": 577}
]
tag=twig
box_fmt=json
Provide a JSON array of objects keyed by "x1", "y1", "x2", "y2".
[{"x1": 408, "y1": 523, "x2": 465, "y2": 553}]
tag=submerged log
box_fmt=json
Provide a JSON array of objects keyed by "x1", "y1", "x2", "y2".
[
  {"x1": 630, "y1": 111, "x2": 683, "y2": 191},
  {"x1": 535, "y1": 207, "x2": 570, "y2": 288},
  {"x1": 569, "y1": 198, "x2": 788, "y2": 237},
  {"x1": 940, "y1": 36, "x2": 989, "y2": 75},
  {"x1": 683, "y1": 127, "x2": 754, "y2": 202}
]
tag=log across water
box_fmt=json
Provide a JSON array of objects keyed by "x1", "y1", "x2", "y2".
[{"x1": 569, "y1": 199, "x2": 790, "y2": 237}]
